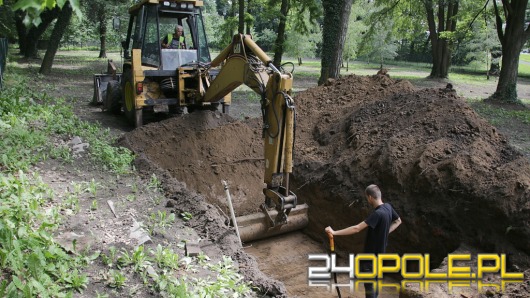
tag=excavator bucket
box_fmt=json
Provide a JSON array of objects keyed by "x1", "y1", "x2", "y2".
[{"x1": 236, "y1": 203, "x2": 309, "y2": 243}]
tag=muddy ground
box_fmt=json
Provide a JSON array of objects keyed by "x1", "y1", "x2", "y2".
[{"x1": 13, "y1": 52, "x2": 530, "y2": 297}]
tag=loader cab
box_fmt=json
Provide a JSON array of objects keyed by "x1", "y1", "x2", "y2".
[{"x1": 122, "y1": 0, "x2": 211, "y2": 70}]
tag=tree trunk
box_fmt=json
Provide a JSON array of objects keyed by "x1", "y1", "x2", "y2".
[
  {"x1": 39, "y1": 4, "x2": 73, "y2": 75},
  {"x1": 98, "y1": 7, "x2": 107, "y2": 58},
  {"x1": 14, "y1": 11, "x2": 27, "y2": 54},
  {"x1": 272, "y1": 0, "x2": 290, "y2": 67},
  {"x1": 318, "y1": 0, "x2": 353, "y2": 85},
  {"x1": 238, "y1": 0, "x2": 245, "y2": 33},
  {"x1": 228, "y1": 0, "x2": 237, "y2": 39},
  {"x1": 245, "y1": 0, "x2": 252, "y2": 35},
  {"x1": 424, "y1": 0, "x2": 458, "y2": 78},
  {"x1": 490, "y1": 0, "x2": 530, "y2": 102}
]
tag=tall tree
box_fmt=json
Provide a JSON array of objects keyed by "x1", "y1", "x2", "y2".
[
  {"x1": 86, "y1": 1, "x2": 108, "y2": 58},
  {"x1": 39, "y1": 3, "x2": 72, "y2": 74},
  {"x1": 319, "y1": 0, "x2": 353, "y2": 85},
  {"x1": 246, "y1": 0, "x2": 252, "y2": 34},
  {"x1": 342, "y1": 1, "x2": 369, "y2": 70},
  {"x1": 424, "y1": 0, "x2": 459, "y2": 78},
  {"x1": 277, "y1": 0, "x2": 321, "y2": 66},
  {"x1": 97, "y1": 4, "x2": 107, "y2": 58},
  {"x1": 490, "y1": 0, "x2": 530, "y2": 102},
  {"x1": 238, "y1": 0, "x2": 245, "y2": 33},
  {"x1": 272, "y1": 0, "x2": 289, "y2": 67}
]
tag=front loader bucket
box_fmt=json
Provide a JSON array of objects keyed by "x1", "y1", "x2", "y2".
[
  {"x1": 92, "y1": 60, "x2": 121, "y2": 105},
  {"x1": 236, "y1": 203, "x2": 309, "y2": 243},
  {"x1": 92, "y1": 74, "x2": 114, "y2": 105}
]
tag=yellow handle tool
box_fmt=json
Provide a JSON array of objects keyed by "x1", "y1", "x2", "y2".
[
  {"x1": 326, "y1": 232, "x2": 341, "y2": 298},
  {"x1": 328, "y1": 233, "x2": 335, "y2": 252}
]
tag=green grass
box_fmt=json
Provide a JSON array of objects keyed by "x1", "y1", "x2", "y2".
[
  {"x1": 0, "y1": 171, "x2": 95, "y2": 297},
  {"x1": 469, "y1": 102, "x2": 530, "y2": 126},
  {"x1": 518, "y1": 62, "x2": 530, "y2": 76},
  {"x1": 519, "y1": 53, "x2": 530, "y2": 63},
  {"x1": 0, "y1": 73, "x2": 134, "y2": 174},
  {"x1": 0, "y1": 71, "x2": 137, "y2": 296}
]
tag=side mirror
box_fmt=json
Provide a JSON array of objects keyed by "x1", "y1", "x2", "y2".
[{"x1": 112, "y1": 17, "x2": 120, "y2": 31}]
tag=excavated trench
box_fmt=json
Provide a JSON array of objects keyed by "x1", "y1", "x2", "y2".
[{"x1": 120, "y1": 75, "x2": 530, "y2": 297}]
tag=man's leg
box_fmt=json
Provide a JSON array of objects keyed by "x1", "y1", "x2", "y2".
[{"x1": 362, "y1": 261, "x2": 378, "y2": 298}]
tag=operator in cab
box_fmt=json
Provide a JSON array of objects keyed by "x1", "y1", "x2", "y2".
[{"x1": 161, "y1": 25, "x2": 187, "y2": 49}]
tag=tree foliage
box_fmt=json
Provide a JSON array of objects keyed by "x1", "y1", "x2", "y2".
[
  {"x1": 10, "y1": 0, "x2": 81, "y2": 27},
  {"x1": 284, "y1": 8, "x2": 321, "y2": 65}
]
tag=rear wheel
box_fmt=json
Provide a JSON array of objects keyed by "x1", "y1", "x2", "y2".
[
  {"x1": 104, "y1": 81, "x2": 122, "y2": 114},
  {"x1": 122, "y1": 71, "x2": 143, "y2": 127}
]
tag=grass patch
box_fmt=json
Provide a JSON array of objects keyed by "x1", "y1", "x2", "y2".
[
  {"x1": 0, "y1": 171, "x2": 96, "y2": 297},
  {"x1": 0, "y1": 71, "x2": 135, "y2": 297},
  {"x1": 0, "y1": 73, "x2": 134, "y2": 174},
  {"x1": 470, "y1": 102, "x2": 530, "y2": 126},
  {"x1": 519, "y1": 53, "x2": 530, "y2": 63}
]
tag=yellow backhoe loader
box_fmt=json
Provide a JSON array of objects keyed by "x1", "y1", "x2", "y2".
[{"x1": 93, "y1": 0, "x2": 308, "y2": 242}]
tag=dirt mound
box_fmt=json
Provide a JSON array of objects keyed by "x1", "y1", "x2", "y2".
[
  {"x1": 120, "y1": 111, "x2": 264, "y2": 216},
  {"x1": 292, "y1": 74, "x2": 530, "y2": 266}
]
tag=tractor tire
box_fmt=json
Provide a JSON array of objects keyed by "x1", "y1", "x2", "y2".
[
  {"x1": 122, "y1": 70, "x2": 143, "y2": 127},
  {"x1": 104, "y1": 81, "x2": 122, "y2": 115}
]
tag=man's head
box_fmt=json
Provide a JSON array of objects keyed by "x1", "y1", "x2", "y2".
[
  {"x1": 175, "y1": 25, "x2": 184, "y2": 36},
  {"x1": 365, "y1": 184, "x2": 382, "y2": 207}
]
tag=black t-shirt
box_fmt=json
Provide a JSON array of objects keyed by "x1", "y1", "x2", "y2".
[{"x1": 363, "y1": 203, "x2": 399, "y2": 254}]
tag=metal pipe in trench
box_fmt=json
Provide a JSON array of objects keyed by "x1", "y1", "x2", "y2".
[{"x1": 236, "y1": 203, "x2": 309, "y2": 243}]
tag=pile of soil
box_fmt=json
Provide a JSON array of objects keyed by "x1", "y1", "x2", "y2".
[
  {"x1": 120, "y1": 112, "x2": 265, "y2": 216},
  {"x1": 120, "y1": 73, "x2": 529, "y2": 294},
  {"x1": 293, "y1": 75, "x2": 529, "y2": 266}
]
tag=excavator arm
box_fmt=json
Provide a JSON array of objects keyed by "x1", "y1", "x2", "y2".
[{"x1": 203, "y1": 34, "x2": 298, "y2": 227}]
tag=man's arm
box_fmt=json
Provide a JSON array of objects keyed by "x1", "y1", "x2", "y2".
[
  {"x1": 325, "y1": 221, "x2": 368, "y2": 236},
  {"x1": 389, "y1": 217, "x2": 401, "y2": 233},
  {"x1": 161, "y1": 36, "x2": 169, "y2": 48}
]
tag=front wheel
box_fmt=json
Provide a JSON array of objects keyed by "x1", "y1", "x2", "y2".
[
  {"x1": 105, "y1": 81, "x2": 122, "y2": 114},
  {"x1": 122, "y1": 71, "x2": 143, "y2": 127}
]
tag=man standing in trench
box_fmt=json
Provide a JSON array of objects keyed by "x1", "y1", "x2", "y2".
[{"x1": 325, "y1": 184, "x2": 402, "y2": 298}]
